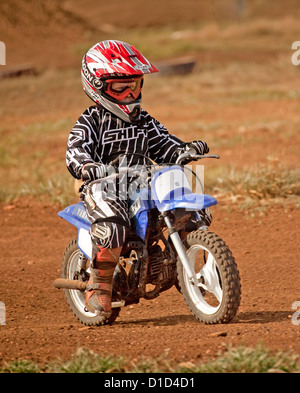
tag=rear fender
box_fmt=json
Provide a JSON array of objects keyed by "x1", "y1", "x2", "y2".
[{"x1": 58, "y1": 202, "x2": 92, "y2": 259}]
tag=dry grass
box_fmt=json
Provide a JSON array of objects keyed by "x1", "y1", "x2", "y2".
[
  {"x1": 205, "y1": 156, "x2": 300, "y2": 210},
  {"x1": 1, "y1": 15, "x2": 299, "y2": 208}
]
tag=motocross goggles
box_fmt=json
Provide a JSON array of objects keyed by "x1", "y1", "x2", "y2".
[{"x1": 104, "y1": 76, "x2": 144, "y2": 101}]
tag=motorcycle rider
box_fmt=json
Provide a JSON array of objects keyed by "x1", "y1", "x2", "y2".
[{"x1": 66, "y1": 40, "x2": 211, "y2": 317}]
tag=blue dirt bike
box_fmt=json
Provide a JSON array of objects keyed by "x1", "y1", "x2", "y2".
[{"x1": 54, "y1": 151, "x2": 241, "y2": 326}]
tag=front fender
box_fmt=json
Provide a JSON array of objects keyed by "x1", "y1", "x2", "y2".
[
  {"x1": 154, "y1": 193, "x2": 217, "y2": 212},
  {"x1": 150, "y1": 165, "x2": 217, "y2": 213}
]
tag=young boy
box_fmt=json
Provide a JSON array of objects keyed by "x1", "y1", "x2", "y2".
[{"x1": 66, "y1": 40, "x2": 210, "y2": 317}]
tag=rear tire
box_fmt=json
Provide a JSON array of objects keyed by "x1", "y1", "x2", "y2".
[
  {"x1": 60, "y1": 238, "x2": 120, "y2": 326},
  {"x1": 177, "y1": 230, "x2": 241, "y2": 324}
]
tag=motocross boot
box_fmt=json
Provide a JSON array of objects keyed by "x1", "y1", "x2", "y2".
[{"x1": 85, "y1": 247, "x2": 121, "y2": 317}]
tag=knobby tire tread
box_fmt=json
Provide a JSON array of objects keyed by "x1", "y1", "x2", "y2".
[{"x1": 177, "y1": 230, "x2": 241, "y2": 324}]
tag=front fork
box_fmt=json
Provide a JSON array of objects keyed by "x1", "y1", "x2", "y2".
[{"x1": 163, "y1": 214, "x2": 198, "y2": 285}]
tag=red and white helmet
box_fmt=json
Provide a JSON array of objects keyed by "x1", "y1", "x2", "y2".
[{"x1": 81, "y1": 40, "x2": 159, "y2": 123}]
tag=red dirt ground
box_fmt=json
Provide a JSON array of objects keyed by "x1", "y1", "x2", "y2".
[
  {"x1": 0, "y1": 199, "x2": 299, "y2": 366},
  {"x1": 0, "y1": 0, "x2": 300, "y2": 368}
]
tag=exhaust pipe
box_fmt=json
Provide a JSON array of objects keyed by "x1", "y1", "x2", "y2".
[
  {"x1": 53, "y1": 278, "x2": 126, "y2": 308},
  {"x1": 53, "y1": 278, "x2": 87, "y2": 291}
]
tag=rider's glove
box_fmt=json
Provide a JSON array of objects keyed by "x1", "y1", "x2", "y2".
[
  {"x1": 187, "y1": 140, "x2": 209, "y2": 155},
  {"x1": 81, "y1": 162, "x2": 107, "y2": 182}
]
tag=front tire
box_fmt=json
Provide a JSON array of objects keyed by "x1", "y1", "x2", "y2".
[
  {"x1": 61, "y1": 238, "x2": 120, "y2": 326},
  {"x1": 177, "y1": 230, "x2": 241, "y2": 324}
]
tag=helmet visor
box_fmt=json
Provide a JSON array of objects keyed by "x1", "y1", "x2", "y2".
[{"x1": 104, "y1": 77, "x2": 143, "y2": 101}]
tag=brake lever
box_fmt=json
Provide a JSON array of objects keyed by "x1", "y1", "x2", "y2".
[
  {"x1": 194, "y1": 154, "x2": 220, "y2": 159},
  {"x1": 176, "y1": 152, "x2": 220, "y2": 165}
]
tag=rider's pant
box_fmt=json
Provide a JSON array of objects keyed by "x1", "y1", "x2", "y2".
[
  {"x1": 82, "y1": 178, "x2": 212, "y2": 255},
  {"x1": 82, "y1": 179, "x2": 130, "y2": 313},
  {"x1": 82, "y1": 179, "x2": 131, "y2": 251}
]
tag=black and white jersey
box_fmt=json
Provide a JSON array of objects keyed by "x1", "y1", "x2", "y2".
[{"x1": 66, "y1": 105, "x2": 185, "y2": 179}]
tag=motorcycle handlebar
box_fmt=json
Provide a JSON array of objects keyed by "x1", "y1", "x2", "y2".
[
  {"x1": 94, "y1": 152, "x2": 220, "y2": 184},
  {"x1": 175, "y1": 151, "x2": 220, "y2": 165}
]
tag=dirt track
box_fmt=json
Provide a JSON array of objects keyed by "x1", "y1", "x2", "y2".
[
  {"x1": 0, "y1": 199, "x2": 299, "y2": 366},
  {"x1": 0, "y1": 0, "x2": 300, "y2": 367}
]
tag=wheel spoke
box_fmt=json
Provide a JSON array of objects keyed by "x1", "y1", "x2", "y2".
[
  {"x1": 68, "y1": 250, "x2": 96, "y2": 317},
  {"x1": 199, "y1": 253, "x2": 223, "y2": 303},
  {"x1": 183, "y1": 244, "x2": 223, "y2": 315}
]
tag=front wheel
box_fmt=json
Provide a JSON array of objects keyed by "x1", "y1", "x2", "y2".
[{"x1": 177, "y1": 230, "x2": 241, "y2": 324}]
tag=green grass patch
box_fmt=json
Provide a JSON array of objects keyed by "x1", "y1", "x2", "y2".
[
  {"x1": 1, "y1": 345, "x2": 299, "y2": 373},
  {"x1": 177, "y1": 344, "x2": 300, "y2": 373}
]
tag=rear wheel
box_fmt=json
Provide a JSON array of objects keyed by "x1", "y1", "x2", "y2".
[
  {"x1": 60, "y1": 238, "x2": 120, "y2": 326},
  {"x1": 177, "y1": 230, "x2": 241, "y2": 324}
]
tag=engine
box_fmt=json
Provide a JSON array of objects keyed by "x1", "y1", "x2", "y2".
[{"x1": 147, "y1": 244, "x2": 176, "y2": 285}]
